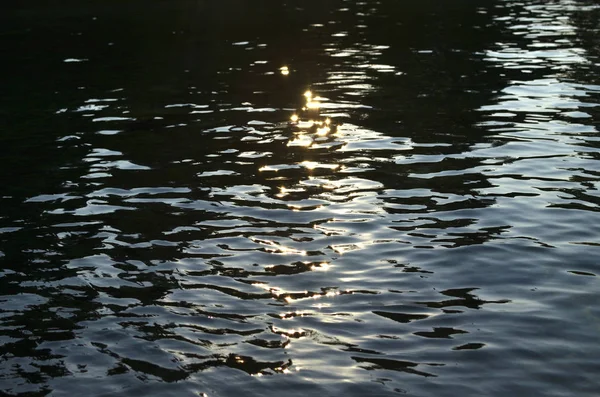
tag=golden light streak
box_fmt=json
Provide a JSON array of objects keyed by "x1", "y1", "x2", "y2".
[
  {"x1": 300, "y1": 161, "x2": 340, "y2": 170},
  {"x1": 316, "y1": 126, "x2": 330, "y2": 136},
  {"x1": 297, "y1": 120, "x2": 316, "y2": 128},
  {"x1": 287, "y1": 135, "x2": 313, "y2": 147},
  {"x1": 301, "y1": 161, "x2": 318, "y2": 170},
  {"x1": 277, "y1": 186, "x2": 288, "y2": 198}
]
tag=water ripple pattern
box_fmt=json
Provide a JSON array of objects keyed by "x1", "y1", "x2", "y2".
[{"x1": 1, "y1": 1, "x2": 600, "y2": 396}]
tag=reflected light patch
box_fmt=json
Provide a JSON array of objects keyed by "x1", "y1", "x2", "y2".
[
  {"x1": 276, "y1": 186, "x2": 306, "y2": 198},
  {"x1": 271, "y1": 325, "x2": 305, "y2": 338},
  {"x1": 280, "y1": 66, "x2": 290, "y2": 75},
  {"x1": 277, "y1": 186, "x2": 288, "y2": 198},
  {"x1": 297, "y1": 120, "x2": 317, "y2": 129},
  {"x1": 312, "y1": 262, "x2": 331, "y2": 271},
  {"x1": 302, "y1": 161, "x2": 319, "y2": 170},
  {"x1": 316, "y1": 126, "x2": 331, "y2": 136},
  {"x1": 300, "y1": 161, "x2": 339, "y2": 170},
  {"x1": 253, "y1": 282, "x2": 284, "y2": 296},
  {"x1": 331, "y1": 243, "x2": 363, "y2": 254},
  {"x1": 290, "y1": 114, "x2": 299, "y2": 123},
  {"x1": 252, "y1": 238, "x2": 306, "y2": 255},
  {"x1": 287, "y1": 135, "x2": 313, "y2": 147},
  {"x1": 306, "y1": 100, "x2": 320, "y2": 110}
]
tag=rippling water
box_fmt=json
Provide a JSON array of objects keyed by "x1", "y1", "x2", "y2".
[{"x1": 2, "y1": 1, "x2": 600, "y2": 396}]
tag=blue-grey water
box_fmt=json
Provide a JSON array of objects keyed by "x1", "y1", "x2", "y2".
[{"x1": 1, "y1": 1, "x2": 600, "y2": 396}]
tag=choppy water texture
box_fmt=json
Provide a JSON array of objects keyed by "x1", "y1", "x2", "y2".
[{"x1": 1, "y1": 1, "x2": 600, "y2": 396}]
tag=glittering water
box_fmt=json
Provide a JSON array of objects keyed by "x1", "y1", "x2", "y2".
[{"x1": 1, "y1": 1, "x2": 600, "y2": 396}]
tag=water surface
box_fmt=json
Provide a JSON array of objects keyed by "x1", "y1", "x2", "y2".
[{"x1": 1, "y1": 1, "x2": 600, "y2": 396}]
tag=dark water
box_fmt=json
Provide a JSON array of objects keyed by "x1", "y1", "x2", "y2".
[{"x1": 1, "y1": 1, "x2": 600, "y2": 396}]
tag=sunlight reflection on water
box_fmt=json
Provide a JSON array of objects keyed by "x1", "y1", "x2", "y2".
[{"x1": 1, "y1": 0, "x2": 600, "y2": 396}]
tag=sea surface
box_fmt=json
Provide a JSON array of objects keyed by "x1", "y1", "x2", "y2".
[{"x1": 1, "y1": 1, "x2": 600, "y2": 396}]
